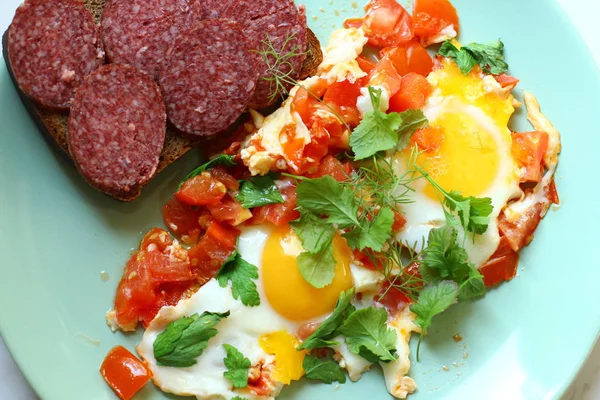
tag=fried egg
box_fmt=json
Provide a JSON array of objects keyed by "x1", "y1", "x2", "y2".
[{"x1": 394, "y1": 59, "x2": 522, "y2": 267}]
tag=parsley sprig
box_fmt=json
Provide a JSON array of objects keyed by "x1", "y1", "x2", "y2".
[
  {"x1": 223, "y1": 344, "x2": 251, "y2": 389},
  {"x1": 438, "y1": 40, "x2": 509, "y2": 75}
]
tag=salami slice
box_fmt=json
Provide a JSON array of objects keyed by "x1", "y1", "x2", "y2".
[
  {"x1": 221, "y1": 0, "x2": 308, "y2": 109},
  {"x1": 101, "y1": 0, "x2": 204, "y2": 80},
  {"x1": 7, "y1": 0, "x2": 104, "y2": 110},
  {"x1": 199, "y1": 0, "x2": 234, "y2": 19},
  {"x1": 159, "y1": 19, "x2": 260, "y2": 137},
  {"x1": 69, "y1": 64, "x2": 166, "y2": 198}
]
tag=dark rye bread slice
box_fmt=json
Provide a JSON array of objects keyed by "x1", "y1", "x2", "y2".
[{"x1": 2, "y1": 0, "x2": 323, "y2": 201}]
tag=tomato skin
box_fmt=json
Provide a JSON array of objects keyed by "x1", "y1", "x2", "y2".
[
  {"x1": 413, "y1": 0, "x2": 459, "y2": 46},
  {"x1": 380, "y1": 41, "x2": 434, "y2": 77},
  {"x1": 209, "y1": 167, "x2": 240, "y2": 191},
  {"x1": 479, "y1": 236, "x2": 520, "y2": 287},
  {"x1": 356, "y1": 55, "x2": 377, "y2": 74},
  {"x1": 411, "y1": 126, "x2": 444, "y2": 152},
  {"x1": 376, "y1": 281, "x2": 412, "y2": 313},
  {"x1": 323, "y1": 79, "x2": 363, "y2": 108},
  {"x1": 100, "y1": 346, "x2": 152, "y2": 400},
  {"x1": 494, "y1": 73, "x2": 520, "y2": 89},
  {"x1": 206, "y1": 195, "x2": 252, "y2": 226},
  {"x1": 363, "y1": 0, "x2": 414, "y2": 48},
  {"x1": 392, "y1": 210, "x2": 407, "y2": 233},
  {"x1": 498, "y1": 202, "x2": 544, "y2": 252},
  {"x1": 388, "y1": 73, "x2": 433, "y2": 112},
  {"x1": 511, "y1": 131, "x2": 549, "y2": 183},
  {"x1": 175, "y1": 173, "x2": 227, "y2": 206},
  {"x1": 162, "y1": 197, "x2": 203, "y2": 245},
  {"x1": 251, "y1": 180, "x2": 300, "y2": 226},
  {"x1": 188, "y1": 221, "x2": 240, "y2": 278},
  {"x1": 343, "y1": 17, "x2": 364, "y2": 30}
]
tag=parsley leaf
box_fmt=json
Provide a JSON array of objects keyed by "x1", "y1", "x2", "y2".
[
  {"x1": 297, "y1": 243, "x2": 336, "y2": 288},
  {"x1": 339, "y1": 306, "x2": 398, "y2": 363},
  {"x1": 438, "y1": 40, "x2": 508, "y2": 75},
  {"x1": 344, "y1": 207, "x2": 395, "y2": 252},
  {"x1": 235, "y1": 175, "x2": 284, "y2": 209},
  {"x1": 420, "y1": 226, "x2": 471, "y2": 284},
  {"x1": 444, "y1": 191, "x2": 493, "y2": 235},
  {"x1": 299, "y1": 289, "x2": 355, "y2": 350},
  {"x1": 303, "y1": 355, "x2": 347, "y2": 384},
  {"x1": 179, "y1": 155, "x2": 237, "y2": 189},
  {"x1": 395, "y1": 109, "x2": 428, "y2": 151},
  {"x1": 291, "y1": 212, "x2": 336, "y2": 254},
  {"x1": 217, "y1": 253, "x2": 260, "y2": 307},
  {"x1": 154, "y1": 311, "x2": 230, "y2": 367},
  {"x1": 223, "y1": 344, "x2": 251, "y2": 389},
  {"x1": 458, "y1": 268, "x2": 486, "y2": 301},
  {"x1": 410, "y1": 281, "x2": 459, "y2": 360}
]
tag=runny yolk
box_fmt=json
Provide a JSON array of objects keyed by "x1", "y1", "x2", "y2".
[
  {"x1": 262, "y1": 225, "x2": 353, "y2": 321},
  {"x1": 259, "y1": 330, "x2": 307, "y2": 385}
]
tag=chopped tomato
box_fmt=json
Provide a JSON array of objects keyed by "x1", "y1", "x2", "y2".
[
  {"x1": 413, "y1": 0, "x2": 459, "y2": 46},
  {"x1": 281, "y1": 124, "x2": 306, "y2": 173},
  {"x1": 162, "y1": 197, "x2": 203, "y2": 245},
  {"x1": 479, "y1": 236, "x2": 520, "y2": 287},
  {"x1": 206, "y1": 195, "x2": 252, "y2": 226},
  {"x1": 357, "y1": 55, "x2": 377, "y2": 73},
  {"x1": 209, "y1": 167, "x2": 239, "y2": 191},
  {"x1": 297, "y1": 322, "x2": 321, "y2": 341},
  {"x1": 411, "y1": 126, "x2": 444, "y2": 152},
  {"x1": 392, "y1": 210, "x2": 407, "y2": 232},
  {"x1": 343, "y1": 17, "x2": 364, "y2": 30},
  {"x1": 498, "y1": 203, "x2": 544, "y2": 252},
  {"x1": 363, "y1": 0, "x2": 414, "y2": 48},
  {"x1": 388, "y1": 73, "x2": 433, "y2": 112},
  {"x1": 251, "y1": 180, "x2": 300, "y2": 226},
  {"x1": 188, "y1": 221, "x2": 240, "y2": 278},
  {"x1": 175, "y1": 173, "x2": 227, "y2": 206},
  {"x1": 247, "y1": 362, "x2": 273, "y2": 397},
  {"x1": 292, "y1": 80, "x2": 329, "y2": 125},
  {"x1": 369, "y1": 57, "x2": 403, "y2": 97},
  {"x1": 376, "y1": 281, "x2": 412, "y2": 313},
  {"x1": 306, "y1": 155, "x2": 352, "y2": 182},
  {"x1": 302, "y1": 123, "x2": 331, "y2": 173},
  {"x1": 494, "y1": 73, "x2": 520, "y2": 89},
  {"x1": 380, "y1": 41, "x2": 433, "y2": 77},
  {"x1": 324, "y1": 79, "x2": 363, "y2": 108},
  {"x1": 511, "y1": 131, "x2": 549, "y2": 183},
  {"x1": 546, "y1": 177, "x2": 560, "y2": 205},
  {"x1": 100, "y1": 346, "x2": 152, "y2": 400}
]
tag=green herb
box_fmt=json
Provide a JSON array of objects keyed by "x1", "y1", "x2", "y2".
[
  {"x1": 303, "y1": 355, "x2": 347, "y2": 384},
  {"x1": 154, "y1": 312, "x2": 230, "y2": 367},
  {"x1": 297, "y1": 243, "x2": 336, "y2": 288},
  {"x1": 339, "y1": 306, "x2": 398, "y2": 363},
  {"x1": 223, "y1": 344, "x2": 251, "y2": 389},
  {"x1": 299, "y1": 289, "x2": 355, "y2": 350},
  {"x1": 235, "y1": 175, "x2": 284, "y2": 209},
  {"x1": 343, "y1": 206, "x2": 394, "y2": 252},
  {"x1": 411, "y1": 281, "x2": 459, "y2": 361},
  {"x1": 231, "y1": 397, "x2": 246, "y2": 400},
  {"x1": 395, "y1": 109, "x2": 429, "y2": 152},
  {"x1": 178, "y1": 155, "x2": 237, "y2": 189},
  {"x1": 217, "y1": 253, "x2": 260, "y2": 307},
  {"x1": 438, "y1": 40, "x2": 509, "y2": 75},
  {"x1": 458, "y1": 268, "x2": 486, "y2": 301},
  {"x1": 291, "y1": 212, "x2": 337, "y2": 254}
]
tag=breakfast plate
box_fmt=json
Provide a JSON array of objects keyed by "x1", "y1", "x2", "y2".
[{"x1": 0, "y1": 0, "x2": 599, "y2": 399}]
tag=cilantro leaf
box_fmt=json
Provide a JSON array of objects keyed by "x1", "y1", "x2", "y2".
[
  {"x1": 344, "y1": 207, "x2": 395, "y2": 252},
  {"x1": 458, "y1": 269, "x2": 486, "y2": 301},
  {"x1": 303, "y1": 355, "x2": 347, "y2": 384},
  {"x1": 299, "y1": 289, "x2": 355, "y2": 350},
  {"x1": 217, "y1": 253, "x2": 260, "y2": 307},
  {"x1": 235, "y1": 175, "x2": 284, "y2": 209},
  {"x1": 395, "y1": 109, "x2": 428, "y2": 151},
  {"x1": 154, "y1": 311, "x2": 230, "y2": 367},
  {"x1": 297, "y1": 244, "x2": 337, "y2": 288},
  {"x1": 291, "y1": 212, "x2": 336, "y2": 254},
  {"x1": 296, "y1": 176, "x2": 359, "y2": 229},
  {"x1": 339, "y1": 306, "x2": 398, "y2": 363},
  {"x1": 179, "y1": 155, "x2": 236, "y2": 189},
  {"x1": 444, "y1": 191, "x2": 493, "y2": 235},
  {"x1": 223, "y1": 344, "x2": 251, "y2": 389},
  {"x1": 350, "y1": 87, "x2": 403, "y2": 160},
  {"x1": 419, "y1": 226, "x2": 471, "y2": 284},
  {"x1": 438, "y1": 40, "x2": 508, "y2": 75},
  {"x1": 410, "y1": 281, "x2": 459, "y2": 360}
]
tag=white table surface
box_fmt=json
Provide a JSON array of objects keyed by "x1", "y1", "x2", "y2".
[{"x1": 1, "y1": 0, "x2": 599, "y2": 399}]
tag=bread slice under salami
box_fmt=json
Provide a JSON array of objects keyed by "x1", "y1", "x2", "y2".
[
  {"x1": 7, "y1": 0, "x2": 105, "y2": 110},
  {"x1": 69, "y1": 64, "x2": 166, "y2": 200}
]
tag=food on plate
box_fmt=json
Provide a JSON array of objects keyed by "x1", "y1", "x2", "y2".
[
  {"x1": 3, "y1": 0, "x2": 321, "y2": 201},
  {"x1": 101, "y1": 0, "x2": 204, "y2": 80},
  {"x1": 7, "y1": 0, "x2": 104, "y2": 109},
  {"x1": 68, "y1": 64, "x2": 166, "y2": 200}
]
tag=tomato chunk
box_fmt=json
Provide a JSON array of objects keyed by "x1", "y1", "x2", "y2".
[
  {"x1": 251, "y1": 180, "x2": 300, "y2": 226},
  {"x1": 479, "y1": 236, "x2": 520, "y2": 287},
  {"x1": 363, "y1": 0, "x2": 414, "y2": 48},
  {"x1": 324, "y1": 79, "x2": 363, "y2": 108},
  {"x1": 162, "y1": 197, "x2": 203, "y2": 245},
  {"x1": 413, "y1": 0, "x2": 459, "y2": 46},
  {"x1": 511, "y1": 131, "x2": 549, "y2": 183},
  {"x1": 356, "y1": 55, "x2": 377, "y2": 74},
  {"x1": 388, "y1": 73, "x2": 433, "y2": 112},
  {"x1": 101, "y1": 346, "x2": 152, "y2": 400},
  {"x1": 498, "y1": 203, "x2": 544, "y2": 252},
  {"x1": 494, "y1": 73, "x2": 520, "y2": 89},
  {"x1": 306, "y1": 155, "x2": 352, "y2": 182},
  {"x1": 369, "y1": 57, "x2": 403, "y2": 97},
  {"x1": 380, "y1": 41, "x2": 434, "y2": 77},
  {"x1": 175, "y1": 173, "x2": 227, "y2": 206},
  {"x1": 206, "y1": 195, "x2": 252, "y2": 226},
  {"x1": 188, "y1": 221, "x2": 240, "y2": 279},
  {"x1": 343, "y1": 17, "x2": 364, "y2": 30},
  {"x1": 411, "y1": 126, "x2": 444, "y2": 152}
]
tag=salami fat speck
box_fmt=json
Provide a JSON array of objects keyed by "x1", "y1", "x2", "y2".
[
  {"x1": 7, "y1": 0, "x2": 104, "y2": 110},
  {"x1": 101, "y1": 0, "x2": 204, "y2": 80},
  {"x1": 159, "y1": 19, "x2": 260, "y2": 137},
  {"x1": 69, "y1": 65, "x2": 166, "y2": 198}
]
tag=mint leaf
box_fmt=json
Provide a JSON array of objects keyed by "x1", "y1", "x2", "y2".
[
  {"x1": 291, "y1": 212, "x2": 336, "y2": 254},
  {"x1": 217, "y1": 253, "x2": 260, "y2": 307},
  {"x1": 339, "y1": 306, "x2": 398, "y2": 363},
  {"x1": 299, "y1": 289, "x2": 355, "y2": 350},
  {"x1": 438, "y1": 40, "x2": 508, "y2": 75},
  {"x1": 236, "y1": 175, "x2": 284, "y2": 209},
  {"x1": 303, "y1": 355, "x2": 347, "y2": 384},
  {"x1": 297, "y1": 244, "x2": 336, "y2": 288},
  {"x1": 223, "y1": 344, "x2": 251, "y2": 389},
  {"x1": 179, "y1": 155, "x2": 236, "y2": 189},
  {"x1": 154, "y1": 311, "x2": 230, "y2": 367},
  {"x1": 395, "y1": 109, "x2": 429, "y2": 151}
]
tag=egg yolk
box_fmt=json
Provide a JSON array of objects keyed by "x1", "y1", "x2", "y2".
[
  {"x1": 259, "y1": 331, "x2": 307, "y2": 385},
  {"x1": 262, "y1": 225, "x2": 353, "y2": 321}
]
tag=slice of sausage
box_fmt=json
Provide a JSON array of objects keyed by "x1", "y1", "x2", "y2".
[
  {"x1": 68, "y1": 64, "x2": 166, "y2": 199},
  {"x1": 101, "y1": 0, "x2": 204, "y2": 80},
  {"x1": 7, "y1": 0, "x2": 104, "y2": 110},
  {"x1": 221, "y1": 0, "x2": 308, "y2": 109},
  {"x1": 199, "y1": 0, "x2": 234, "y2": 19},
  {"x1": 159, "y1": 19, "x2": 260, "y2": 137}
]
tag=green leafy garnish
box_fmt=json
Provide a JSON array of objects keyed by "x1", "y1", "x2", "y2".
[
  {"x1": 217, "y1": 253, "x2": 260, "y2": 307},
  {"x1": 438, "y1": 40, "x2": 509, "y2": 75},
  {"x1": 297, "y1": 243, "x2": 336, "y2": 288},
  {"x1": 350, "y1": 88, "x2": 428, "y2": 160},
  {"x1": 223, "y1": 344, "x2": 251, "y2": 389},
  {"x1": 339, "y1": 306, "x2": 398, "y2": 363},
  {"x1": 343, "y1": 206, "x2": 395, "y2": 252},
  {"x1": 291, "y1": 212, "x2": 337, "y2": 254},
  {"x1": 303, "y1": 355, "x2": 347, "y2": 384},
  {"x1": 299, "y1": 289, "x2": 355, "y2": 350},
  {"x1": 154, "y1": 311, "x2": 230, "y2": 367},
  {"x1": 231, "y1": 397, "x2": 246, "y2": 400},
  {"x1": 410, "y1": 281, "x2": 459, "y2": 361},
  {"x1": 178, "y1": 155, "x2": 237, "y2": 189},
  {"x1": 458, "y1": 268, "x2": 486, "y2": 301},
  {"x1": 235, "y1": 175, "x2": 284, "y2": 209}
]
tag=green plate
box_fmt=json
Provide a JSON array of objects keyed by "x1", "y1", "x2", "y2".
[{"x1": 0, "y1": 0, "x2": 598, "y2": 399}]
